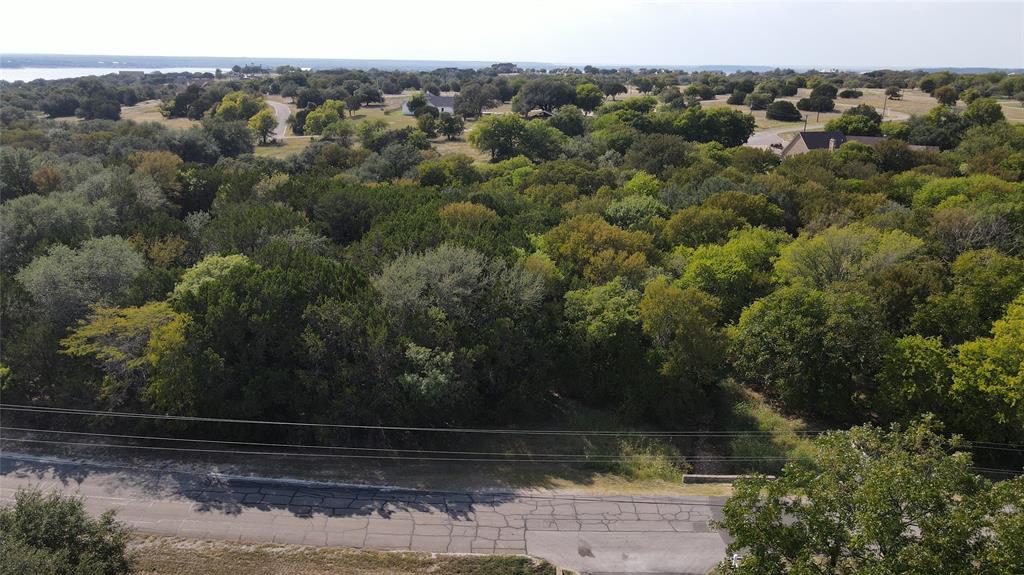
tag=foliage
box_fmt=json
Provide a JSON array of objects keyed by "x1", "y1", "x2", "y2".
[
  {"x1": 765, "y1": 101, "x2": 801, "y2": 122},
  {"x1": 0, "y1": 488, "x2": 133, "y2": 575},
  {"x1": 718, "y1": 421, "x2": 1021, "y2": 575},
  {"x1": 733, "y1": 285, "x2": 889, "y2": 417},
  {"x1": 16, "y1": 236, "x2": 145, "y2": 325}
]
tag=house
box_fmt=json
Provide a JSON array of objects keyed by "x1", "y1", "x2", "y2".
[
  {"x1": 402, "y1": 92, "x2": 455, "y2": 115},
  {"x1": 780, "y1": 131, "x2": 940, "y2": 159}
]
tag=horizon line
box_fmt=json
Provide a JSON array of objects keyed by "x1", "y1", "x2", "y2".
[{"x1": 2, "y1": 52, "x2": 1020, "y2": 73}]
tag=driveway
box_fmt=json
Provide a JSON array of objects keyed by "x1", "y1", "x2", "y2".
[
  {"x1": 265, "y1": 99, "x2": 291, "y2": 140},
  {"x1": 0, "y1": 453, "x2": 729, "y2": 575}
]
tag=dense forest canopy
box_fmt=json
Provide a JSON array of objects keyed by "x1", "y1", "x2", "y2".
[{"x1": 1, "y1": 64, "x2": 1023, "y2": 475}]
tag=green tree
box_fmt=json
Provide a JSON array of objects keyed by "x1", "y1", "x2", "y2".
[
  {"x1": 548, "y1": 105, "x2": 586, "y2": 137},
  {"x1": 512, "y1": 78, "x2": 576, "y2": 114},
  {"x1": 61, "y1": 302, "x2": 182, "y2": 407},
  {"x1": 213, "y1": 91, "x2": 267, "y2": 121},
  {"x1": 633, "y1": 77, "x2": 655, "y2": 94},
  {"x1": 718, "y1": 421, "x2": 1021, "y2": 575},
  {"x1": 677, "y1": 226, "x2": 792, "y2": 319},
  {"x1": 416, "y1": 113, "x2": 437, "y2": 137},
  {"x1": 575, "y1": 83, "x2": 605, "y2": 113},
  {"x1": 0, "y1": 488, "x2": 133, "y2": 575},
  {"x1": 963, "y1": 97, "x2": 1005, "y2": 126},
  {"x1": 601, "y1": 81, "x2": 627, "y2": 100},
  {"x1": 764, "y1": 100, "x2": 801, "y2": 122},
  {"x1": 934, "y1": 85, "x2": 960, "y2": 106},
  {"x1": 542, "y1": 214, "x2": 654, "y2": 286},
  {"x1": 826, "y1": 113, "x2": 882, "y2": 136},
  {"x1": 469, "y1": 114, "x2": 526, "y2": 161},
  {"x1": 912, "y1": 248, "x2": 1024, "y2": 344},
  {"x1": 949, "y1": 293, "x2": 1024, "y2": 442},
  {"x1": 775, "y1": 224, "x2": 924, "y2": 289},
  {"x1": 303, "y1": 100, "x2": 346, "y2": 135},
  {"x1": 664, "y1": 206, "x2": 746, "y2": 247},
  {"x1": 732, "y1": 285, "x2": 889, "y2": 417},
  {"x1": 437, "y1": 112, "x2": 465, "y2": 140},
  {"x1": 638, "y1": 277, "x2": 725, "y2": 418},
  {"x1": 604, "y1": 194, "x2": 668, "y2": 230},
  {"x1": 15, "y1": 236, "x2": 145, "y2": 325},
  {"x1": 247, "y1": 107, "x2": 277, "y2": 144}
]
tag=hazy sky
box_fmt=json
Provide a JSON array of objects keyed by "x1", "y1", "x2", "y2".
[{"x1": 3, "y1": 0, "x2": 1022, "y2": 69}]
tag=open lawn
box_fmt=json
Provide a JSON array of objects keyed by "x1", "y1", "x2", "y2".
[
  {"x1": 432, "y1": 136, "x2": 489, "y2": 162},
  {"x1": 254, "y1": 137, "x2": 312, "y2": 159},
  {"x1": 998, "y1": 100, "x2": 1024, "y2": 123},
  {"x1": 132, "y1": 536, "x2": 557, "y2": 575},
  {"x1": 702, "y1": 87, "x2": 1024, "y2": 128},
  {"x1": 121, "y1": 100, "x2": 197, "y2": 129}
]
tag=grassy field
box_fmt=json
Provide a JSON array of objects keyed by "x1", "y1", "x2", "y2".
[
  {"x1": 132, "y1": 536, "x2": 557, "y2": 575},
  {"x1": 121, "y1": 100, "x2": 197, "y2": 129},
  {"x1": 254, "y1": 137, "x2": 312, "y2": 159},
  {"x1": 998, "y1": 99, "x2": 1024, "y2": 123},
  {"x1": 702, "y1": 87, "x2": 1024, "y2": 131}
]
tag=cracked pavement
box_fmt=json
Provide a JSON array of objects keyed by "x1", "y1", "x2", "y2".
[{"x1": 0, "y1": 454, "x2": 729, "y2": 574}]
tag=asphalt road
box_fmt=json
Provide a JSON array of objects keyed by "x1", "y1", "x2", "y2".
[
  {"x1": 265, "y1": 99, "x2": 291, "y2": 140},
  {"x1": 0, "y1": 453, "x2": 729, "y2": 575}
]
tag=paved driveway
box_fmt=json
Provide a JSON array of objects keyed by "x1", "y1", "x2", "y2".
[
  {"x1": 265, "y1": 99, "x2": 291, "y2": 140},
  {"x1": 0, "y1": 453, "x2": 729, "y2": 574}
]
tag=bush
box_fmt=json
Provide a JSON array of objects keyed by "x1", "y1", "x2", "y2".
[
  {"x1": 727, "y1": 90, "x2": 748, "y2": 105},
  {"x1": 765, "y1": 100, "x2": 802, "y2": 121},
  {"x1": 745, "y1": 92, "x2": 774, "y2": 110},
  {"x1": 796, "y1": 96, "x2": 835, "y2": 113},
  {"x1": 838, "y1": 89, "x2": 863, "y2": 98},
  {"x1": 0, "y1": 488, "x2": 133, "y2": 575}
]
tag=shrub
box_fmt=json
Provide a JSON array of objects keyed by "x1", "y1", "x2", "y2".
[
  {"x1": 765, "y1": 100, "x2": 802, "y2": 122},
  {"x1": 0, "y1": 488, "x2": 133, "y2": 575}
]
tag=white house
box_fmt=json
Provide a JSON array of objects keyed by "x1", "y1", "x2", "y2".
[{"x1": 402, "y1": 92, "x2": 455, "y2": 115}]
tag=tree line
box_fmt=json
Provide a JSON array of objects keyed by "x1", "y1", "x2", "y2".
[{"x1": 1, "y1": 66, "x2": 1023, "y2": 469}]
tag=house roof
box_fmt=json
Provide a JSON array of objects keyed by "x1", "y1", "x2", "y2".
[
  {"x1": 783, "y1": 131, "x2": 940, "y2": 157},
  {"x1": 426, "y1": 92, "x2": 455, "y2": 108},
  {"x1": 798, "y1": 131, "x2": 849, "y2": 150}
]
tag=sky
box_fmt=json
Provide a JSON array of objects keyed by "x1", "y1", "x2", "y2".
[{"x1": 3, "y1": 0, "x2": 1022, "y2": 69}]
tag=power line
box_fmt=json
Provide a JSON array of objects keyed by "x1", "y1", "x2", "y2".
[
  {"x1": 2, "y1": 441, "x2": 1019, "y2": 479},
  {"x1": 7, "y1": 426, "x2": 1022, "y2": 461},
  {"x1": 0, "y1": 404, "x2": 826, "y2": 437},
  {"x1": 0, "y1": 426, "x2": 750, "y2": 460},
  {"x1": 4, "y1": 404, "x2": 1020, "y2": 451},
  {"x1": 0, "y1": 437, "x2": 807, "y2": 463}
]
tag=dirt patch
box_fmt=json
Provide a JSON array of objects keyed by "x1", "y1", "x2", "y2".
[{"x1": 131, "y1": 535, "x2": 556, "y2": 575}]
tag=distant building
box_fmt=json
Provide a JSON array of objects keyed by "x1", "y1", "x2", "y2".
[
  {"x1": 780, "y1": 131, "x2": 940, "y2": 159},
  {"x1": 402, "y1": 92, "x2": 455, "y2": 115}
]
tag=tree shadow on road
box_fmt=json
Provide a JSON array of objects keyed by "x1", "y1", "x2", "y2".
[{"x1": 1, "y1": 455, "x2": 517, "y2": 520}]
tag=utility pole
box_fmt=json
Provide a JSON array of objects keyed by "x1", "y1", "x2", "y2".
[{"x1": 881, "y1": 92, "x2": 889, "y2": 120}]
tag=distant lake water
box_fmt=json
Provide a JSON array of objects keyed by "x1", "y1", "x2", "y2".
[{"x1": 1, "y1": 67, "x2": 218, "y2": 82}]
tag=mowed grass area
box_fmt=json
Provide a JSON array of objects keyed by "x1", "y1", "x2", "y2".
[
  {"x1": 702, "y1": 87, "x2": 1024, "y2": 130},
  {"x1": 132, "y1": 536, "x2": 557, "y2": 575},
  {"x1": 998, "y1": 100, "x2": 1024, "y2": 123},
  {"x1": 121, "y1": 100, "x2": 198, "y2": 129},
  {"x1": 254, "y1": 137, "x2": 313, "y2": 159}
]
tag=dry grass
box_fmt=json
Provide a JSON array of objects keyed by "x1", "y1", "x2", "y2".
[
  {"x1": 254, "y1": 137, "x2": 312, "y2": 159},
  {"x1": 998, "y1": 100, "x2": 1024, "y2": 123},
  {"x1": 131, "y1": 536, "x2": 556, "y2": 575},
  {"x1": 432, "y1": 137, "x2": 488, "y2": 162},
  {"x1": 121, "y1": 100, "x2": 197, "y2": 130}
]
